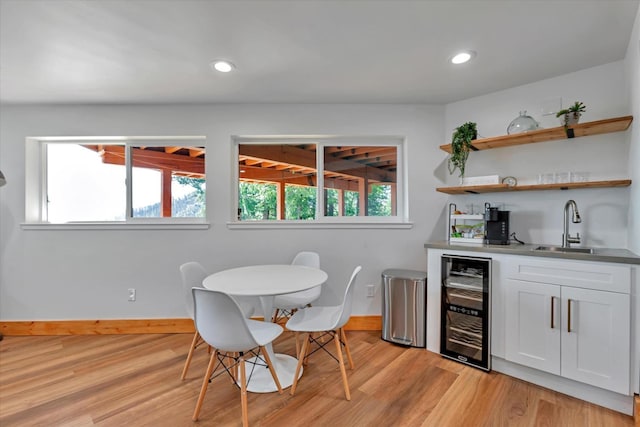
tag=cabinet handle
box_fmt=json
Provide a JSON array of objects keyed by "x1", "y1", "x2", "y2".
[
  {"x1": 550, "y1": 296, "x2": 555, "y2": 329},
  {"x1": 567, "y1": 299, "x2": 572, "y2": 333}
]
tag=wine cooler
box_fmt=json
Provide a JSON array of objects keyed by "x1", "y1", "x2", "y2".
[{"x1": 440, "y1": 254, "x2": 491, "y2": 371}]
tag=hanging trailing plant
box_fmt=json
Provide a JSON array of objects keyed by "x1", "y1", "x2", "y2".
[{"x1": 447, "y1": 121, "x2": 477, "y2": 177}]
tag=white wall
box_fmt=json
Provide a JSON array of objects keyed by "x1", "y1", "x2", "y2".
[
  {"x1": 0, "y1": 104, "x2": 446, "y2": 320},
  {"x1": 626, "y1": 6, "x2": 640, "y2": 254},
  {"x1": 444, "y1": 61, "x2": 633, "y2": 248},
  {"x1": 623, "y1": 4, "x2": 640, "y2": 397}
]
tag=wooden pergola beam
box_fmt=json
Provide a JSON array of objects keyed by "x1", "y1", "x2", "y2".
[
  {"x1": 101, "y1": 146, "x2": 205, "y2": 175},
  {"x1": 239, "y1": 145, "x2": 316, "y2": 169},
  {"x1": 240, "y1": 165, "x2": 363, "y2": 191},
  {"x1": 324, "y1": 159, "x2": 395, "y2": 182},
  {"x1": 240, "y1": 144, "x2": 395, "y2": 182},
  {"x1": 162, "y1": 169, "x2": 172, "y2": 217}
]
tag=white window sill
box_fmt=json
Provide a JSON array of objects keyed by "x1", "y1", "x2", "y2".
[
  {"x1": 21, "y1": 221, "x2": 210, "y2": 230},
  {"x1": 227, "y1": 220, "x2": 413, "y2": 230},
  {"x1": 21, "y1": 220, "x2": 412, "y2": 231}
]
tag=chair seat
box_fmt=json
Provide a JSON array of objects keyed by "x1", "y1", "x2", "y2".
[
  {"x1": 245, "y1": 319, "x2": 284, "y2": 347},
  {"x1": 286, "y1": 305, "x2": 342, "y2": 332},
  {"x1": 272, "y1": 286, "x2": 321, "y2": 309}
]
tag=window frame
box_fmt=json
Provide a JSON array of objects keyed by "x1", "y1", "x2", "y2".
[
  {"x1": 23, "y1": 136, "x2": 208, "y2": 229},
  {"x1": 230, "y1": 135, "x2": 411, "y2": 229}
]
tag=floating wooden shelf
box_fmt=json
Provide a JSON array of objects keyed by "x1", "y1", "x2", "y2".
[
  {"x1": 439, "y1": 115, "x2": 633, "y2": 153},
  {"x1": 436, "y1": 179, "x2": 632, "y2": 195}
]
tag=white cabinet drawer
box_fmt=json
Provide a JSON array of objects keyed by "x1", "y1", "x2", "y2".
[{"x1": 505, "y1": 256, "x2": 631, "y2": 293}]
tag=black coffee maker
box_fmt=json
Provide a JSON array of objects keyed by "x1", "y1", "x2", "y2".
[{"x1": 484, "y1": 204, "x2": 510, "y2": 245}]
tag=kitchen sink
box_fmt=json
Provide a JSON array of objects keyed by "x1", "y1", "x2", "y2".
[{"x1": 533, "y1": 245, "x2": 595, "y2": 254}]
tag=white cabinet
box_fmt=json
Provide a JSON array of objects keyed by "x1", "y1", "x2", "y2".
[
  {"x1": 504, "y1": 258, "x2": 631, "y2": 395},
  {"x1": 505, "y1": 279, "x2": 560, "y2": 375},
  {"x1": 561, "y1": 286, "x2": 630, "y2": 392}
]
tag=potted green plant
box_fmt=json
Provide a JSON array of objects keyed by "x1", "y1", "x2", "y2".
[
  {"x1": 448, "y1": 121, "x2": 477, "y2": 177},
  {"x1": 556, "y1": 101, "x2": 586, "y2": 127}
]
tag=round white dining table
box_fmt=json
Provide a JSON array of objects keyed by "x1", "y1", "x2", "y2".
[{"x1": 202, "y1": 264, "x2": 328, "y2": 393}]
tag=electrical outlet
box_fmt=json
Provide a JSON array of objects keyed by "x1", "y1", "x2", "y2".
[
  {"x1": 128, "y1": 288, "x2": 136, "y2": 302},
  {"x1": 366, "y1": 284, "x2": 375, "y2": 297}
]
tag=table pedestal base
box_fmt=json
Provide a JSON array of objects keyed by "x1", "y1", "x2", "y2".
[{"x1": 244, "y1": 354, "x2": 302, "y2": 393}]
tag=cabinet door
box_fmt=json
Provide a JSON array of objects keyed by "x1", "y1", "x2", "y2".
[
  {"x1": 561, "y1": 287, "x2": 630, "y2": 394},
  {"x1": 505, "y1": 279, "x2": 560, "y2": 375}
]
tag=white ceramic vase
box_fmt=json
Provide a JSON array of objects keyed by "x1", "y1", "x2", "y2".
[{"x1": 562, "y1": 112, "x2": 581, "y2": 126}]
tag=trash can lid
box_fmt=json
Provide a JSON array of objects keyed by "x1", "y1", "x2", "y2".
[{"x1": 381, "y1": 269, "x2": 427, "y2": 280}]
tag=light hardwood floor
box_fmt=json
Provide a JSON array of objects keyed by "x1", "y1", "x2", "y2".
[{"x1": 0, "y1": 331, "x2": 634, "y2": 426}]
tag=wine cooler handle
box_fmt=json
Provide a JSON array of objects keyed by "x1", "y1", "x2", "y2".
[
  {"x1": 567, "y1": 299, "x2": 572, "y2": 333},
  {"x1": 550, "y1": 296, "x2": 555, "y2": 329}
]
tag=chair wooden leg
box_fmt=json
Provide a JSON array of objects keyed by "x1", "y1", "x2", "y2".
[
  {"x1": 230, "y1": 352, "x2": 238, "y2": 384},
  {"x1": 303, "y1": 333, "x2": 313, "y2": 365},
  {"x1": 295, "y1": 332, "x2": 300, "y2": 361},
  {"x1": 260, "y1": 346, "x2": 283, "y2": 393},
  {"x1": 271, "y1": 308, "x2": 279, "y2": 323},
  {"x1": 240, "y1": 356, "x2": 249, "y2": 427},
  {"x1": 181, "y1": 331, "x2": 200, "y2": 380},
  {"x1": 340, "y1": 328, "x2": 354, "y2": 370},
  {"x1": 333, "y1": 331, "x2": 351, "y2": 401},
  {"x1": 192, "y1": 350, "x2": 218, "y2": 421},
  {"x1": 290, "y1": 332, "x2": 309, "y2": 396}
]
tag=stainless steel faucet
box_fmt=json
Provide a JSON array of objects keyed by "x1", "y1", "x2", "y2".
[{"x1": 562, "y1": 199, "x2": 581, "y2": 248}]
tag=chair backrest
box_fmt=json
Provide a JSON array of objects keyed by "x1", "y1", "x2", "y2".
[
  {"x1": 291, "y1": 251, "x2": 320, "y2": 268},
  {"x1": 286, "y1": 251, "x2": 322, "y2": 302},
  {"x1": 179, "y1": 262, "x2": 208, "y2": 319},
  {"x1": 334, "y1": 265, "x2": 362, "y2": 329},
  {"x1": 192, "y1": 287, "x2": 260, "y2": 352}
]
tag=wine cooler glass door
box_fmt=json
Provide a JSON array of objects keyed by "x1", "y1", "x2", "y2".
[{"x1": 440, "y1": 255, "x2": 491, "y2": 371}]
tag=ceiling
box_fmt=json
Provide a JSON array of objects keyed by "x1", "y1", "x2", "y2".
[{"x1": 1, "y1": 0, "x2": 638, "y2": 105}]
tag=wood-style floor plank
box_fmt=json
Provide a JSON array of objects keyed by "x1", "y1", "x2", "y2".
[{"x1": 0, "y1": 332, "x2": 634, "y2": 426}]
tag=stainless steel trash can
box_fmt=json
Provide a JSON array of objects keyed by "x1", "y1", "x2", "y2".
[{"x1": 381, "y1": 269, "x2": 427, "y2": 348}]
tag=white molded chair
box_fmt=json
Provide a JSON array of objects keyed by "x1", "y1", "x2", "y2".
[
  {"x1": 191, "y1": 288, "x2": 283, "y2": 426},
  {"x1": 286, "y1": 265, "x2": 362, "y2": 401},
  {"x1": 179, "y1": 262, "x2": 256, "y2": 380},
  {"x1": 271, "y1": 251, "x2": 321, "y2": 324}
]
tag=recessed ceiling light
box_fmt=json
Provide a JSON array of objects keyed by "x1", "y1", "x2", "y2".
[
  {"x1": 211, "y1": 60, "x2": 235, "y2": 73},
  {"x1": 450, "y1": 51, "x2": 476, "y2": 65}
]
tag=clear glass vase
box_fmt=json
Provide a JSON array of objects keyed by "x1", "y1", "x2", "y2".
[{"x1": 507, "y1": 111, "x2": 540, "y2": 134}]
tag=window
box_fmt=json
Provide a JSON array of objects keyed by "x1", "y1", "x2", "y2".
[
  {"x1": 26, "y1": 137, "x2": 206, "y2": 224},
  {"x1": 235, "y1": 136, "x2": 405, "y2": 224}
]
